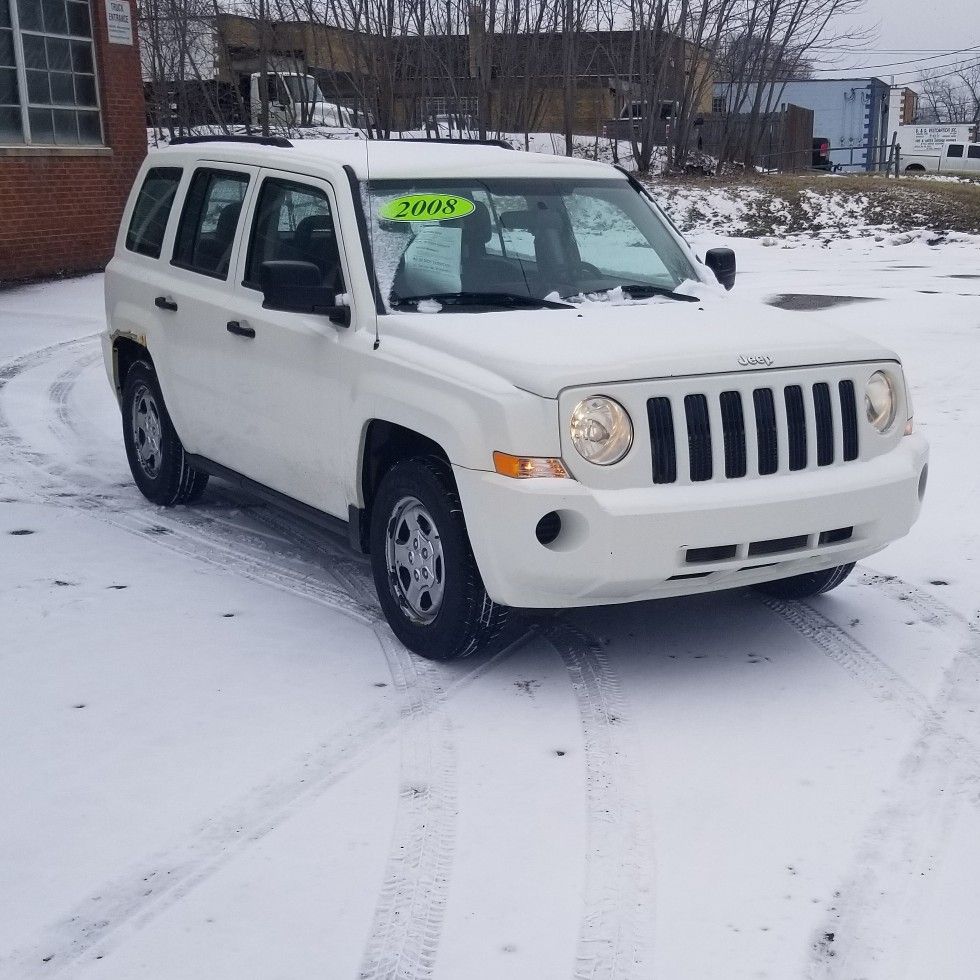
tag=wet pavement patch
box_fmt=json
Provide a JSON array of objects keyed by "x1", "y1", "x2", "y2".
[{"x1": 765, "y1": 294, "x2": 882, "y2": 311}]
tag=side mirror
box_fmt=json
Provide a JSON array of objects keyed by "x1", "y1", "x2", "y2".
[
  {"x1": 704, "y1": 248, "x2": 736, "y2": 291},
  {"x1": 260, "y1": 260, "x2": 351, "y2": 327}
]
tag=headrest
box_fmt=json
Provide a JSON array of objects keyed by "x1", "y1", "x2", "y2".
[
  {"x1": 442, "y1": 200, "x2": 492, "y2": 245},
  {"x1": 215, "y1": 201, "x2": 242, "y2": 239},
  {"x1": 294, "y1": 214, "x2": 334, "y2": 245}
]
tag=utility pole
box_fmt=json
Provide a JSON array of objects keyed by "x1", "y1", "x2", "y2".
[{"x1": 258, "y1": 0, "x2": 270, "y2": 136}]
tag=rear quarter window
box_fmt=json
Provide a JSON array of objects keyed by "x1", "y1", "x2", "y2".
[{"x1": 125, "y1": 168, "x2": 183, "y2": 259}]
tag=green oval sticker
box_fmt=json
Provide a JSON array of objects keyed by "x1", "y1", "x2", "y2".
[{"x1": 379, "y1": 194, "x2": 475, "y2": 222}]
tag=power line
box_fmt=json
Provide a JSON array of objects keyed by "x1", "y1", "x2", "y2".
[
  {"x1": 896, "y1": 58, "x2": 980, "y2": 86},
  {"x1": 810, "y1": 42, "x2": 980, "y2": 73}
]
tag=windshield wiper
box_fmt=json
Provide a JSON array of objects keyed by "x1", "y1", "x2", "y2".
[
  {"x1": 392, "y1": 291, "x2": 574, "y2": 310},
  {"x1": 611, "y1": 284, "x2": 700, "y2": 303}
]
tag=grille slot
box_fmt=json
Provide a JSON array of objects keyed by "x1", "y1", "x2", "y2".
[
  {"x1": 784, "y1": 385, "x2": 807, "y2": 471},
  {"x1": 687, "y1": 544, "x2": 737, "y2": 564},
  {"x1": 720, "y1": 390, "x2": 747, "y2": 478},
  {"x1": 684, "y1": 394, "x2": 713, "y2": 482},
  {"x1": 819, "y1": 526, "x2": 853, "y2": 545},
  {"x1": 753, "y1": 388, "x2": 778, "y2": 475},
  {"x1": 813, "y1": 382, "x2": 834, "y2": 466},
  {"x1": 647, "y1": 397, "x2": 677, "y2": 484},
  {"x1": 839, "y1": 379, "x2": 859, "y2": 461},
  {"x1": 748, "y1": 534, "x2": 809, "y2": 557}
]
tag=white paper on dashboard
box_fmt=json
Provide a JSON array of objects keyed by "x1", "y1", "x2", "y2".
[{"x1": 402, "y1": 225, "x2": 462, "y2": 294}]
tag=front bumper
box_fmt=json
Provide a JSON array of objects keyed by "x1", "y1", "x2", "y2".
[{"x1": 453, "y1": 433, "x2": 928, "y2": 608}]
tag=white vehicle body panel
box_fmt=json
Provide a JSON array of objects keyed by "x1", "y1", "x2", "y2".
[
  {"x1": 903, "y1": 141, "x2": 980, "y2": 176},
  {"x1": 104, "y1": 139, "x2": 928, "y2": 609}
]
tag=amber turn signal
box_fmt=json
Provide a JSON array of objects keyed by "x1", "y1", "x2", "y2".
[{"x1": 493, "y1": 452, "x2": 570, "y2": 479}]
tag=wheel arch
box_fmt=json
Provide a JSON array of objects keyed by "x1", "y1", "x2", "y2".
[
  {"x1": 111, "y1": 334, "x2": 153, "y2": 399},
  {"x1": 353, "y1": 419, "x2": 452, "y2": 553}
]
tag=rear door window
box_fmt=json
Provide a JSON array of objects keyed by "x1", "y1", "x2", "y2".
[
  {"x1": 244, "y1": 177, "x2": 343, "y2": 291},
  {"x1": 172, "y1": 168, "x2": 251, "y2": 279},
  {"x1": 125, "y1": 167, "x2": 182, "y2": 259},
  {"x1": 968, "y1": 145, "x2": 980, "y2": 160}
]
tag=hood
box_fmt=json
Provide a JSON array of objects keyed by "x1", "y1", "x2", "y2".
[{"x1": 379, "y1": 294, "x2": 898, "y2": 398}]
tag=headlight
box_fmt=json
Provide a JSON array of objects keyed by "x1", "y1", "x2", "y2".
[
  {"x1": 570, "y1": 397, "x2": 633, "y2": 465},
  {"x1": 865, "y1": 371, "x2": 897, "y2": 433}
]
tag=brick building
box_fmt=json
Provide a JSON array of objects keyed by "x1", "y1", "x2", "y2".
[{"x1": 0, "y1": 0, "x2": 145, "y2": 284}]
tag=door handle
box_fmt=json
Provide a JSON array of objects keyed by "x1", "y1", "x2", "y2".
[
  {"x1": 226, "y1": 320, "x2": 255, "y2": 338},
  {"x1": 154, "y1": 296, "x2": 178, "y2": 312}
]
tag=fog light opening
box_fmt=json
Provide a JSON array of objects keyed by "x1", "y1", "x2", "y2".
[
  {"x1": 535, "y1": 511, "x2": 562, "y2": 546},
  {"x1": 918, "y1": 464, "x2": 928, "y2": 502}
]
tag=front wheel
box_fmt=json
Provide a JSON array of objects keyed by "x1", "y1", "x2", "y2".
[
  {"x1": 753, "y1": 563, "x2": 855, "y2": 600},
  {"x1": 369, "y1": 457, "x2": 510, "y2": 660}
]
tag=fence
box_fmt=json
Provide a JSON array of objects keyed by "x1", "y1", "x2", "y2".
[{"x1": 604, "y1": 104, "x2": 814, "y2": 173}]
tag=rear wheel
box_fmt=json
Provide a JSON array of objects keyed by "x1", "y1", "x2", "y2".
[
  {"x1": 122, "y1": 360, "x2": 208, "y2": 506},
  {"x1": 369, "y1": 457, "x2": 510, "y2": 660},
  {"x1": 753, "y1": 563, "x2": 855, "y2": 600}
]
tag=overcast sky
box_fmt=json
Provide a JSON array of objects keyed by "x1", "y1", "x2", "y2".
[{"x1": 817, "y1": 0, "x2": 978, "y2": 88}]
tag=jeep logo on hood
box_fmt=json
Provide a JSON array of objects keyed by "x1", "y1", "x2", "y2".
[{"x1": 737, "y1": 353, "x2": 775, "y2": 368}]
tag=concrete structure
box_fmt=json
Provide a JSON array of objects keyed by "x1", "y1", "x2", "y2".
[
  {"x1": 714, "y1": 77, "x2": 891, "y2": 171},
  {"x1": 0, "y1": 0, "x2": 146, "y2": 283},
  {"x1": 143, "y1": 14, "x2": 714, "y2": 137},
  {"x1": 886, "y1": 85, "x2": 918, "y2": 139}
]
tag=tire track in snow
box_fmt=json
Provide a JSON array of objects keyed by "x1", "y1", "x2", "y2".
[
  {"x1": 0, "y1": 338, "x2": 525, "y2": 978},
  {"x1": 758, "y1": 592, "x2": 980, "y2": 978},
  {"x1": 357, "y1": 627, "x2": 458, "y2": 980},
  {"x1": 47, "y1": 348, "x2": 103, "y2": 438},
  {"x1": 860, "y1": 567, "x2": 980, "y2": 639},
  {"x1": 546, "y1": 623, "x2": 655, "y2": 980},
  {"x1": 251, "y1": 510, "x2": 464, "y2": 980}
]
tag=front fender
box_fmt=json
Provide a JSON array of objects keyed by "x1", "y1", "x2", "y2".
[{"x1": 343, "y1": 338, "x2": 562, "y2": 505}]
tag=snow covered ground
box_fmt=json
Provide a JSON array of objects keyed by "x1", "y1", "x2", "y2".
[{"x1": 1, "y1": 232, "x2": 979, "y2": 980}]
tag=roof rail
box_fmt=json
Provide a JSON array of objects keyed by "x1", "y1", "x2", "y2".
[
  {"x1": 393, "y1": 137, "x2": 513, "y2": 149},
  {"x1": 168, "y1": 135, "x2": 293, "y2": 148}
]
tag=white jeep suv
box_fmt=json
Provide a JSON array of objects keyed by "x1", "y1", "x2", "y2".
[{"x1": 104, "y1": 136, "x2": 928, "y2": 659}]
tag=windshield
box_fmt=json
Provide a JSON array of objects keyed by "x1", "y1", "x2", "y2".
[
  {"x1": 364, "y1": 177, "x2": 699, "y2": 312},
  {"x1": 283, "y1": 75, "x2": 321, "y2": 103}
]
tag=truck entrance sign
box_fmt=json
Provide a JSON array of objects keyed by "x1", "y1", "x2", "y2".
[{"x1": 105, "y1": 0, "x2": 133, "y2": 45}]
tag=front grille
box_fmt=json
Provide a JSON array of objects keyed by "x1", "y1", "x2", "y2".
[{"x1": 647, "y1": 374, "x2": 861, "y2": 484}]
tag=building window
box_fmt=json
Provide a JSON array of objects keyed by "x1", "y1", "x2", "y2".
[
  {"x1": 711, "y1": 95, "x2": 726, "y2": 115},
  {"x1": 0, "y1": 0, "x2": 102, "y2": 145}
]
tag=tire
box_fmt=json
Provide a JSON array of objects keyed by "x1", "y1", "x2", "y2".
[
  {"x1": 905, "y1": 164, "x2": 925, "y2": 173},
  {"x1": 753, "y1": 562, "x2": 855, "y2": 600},
  {"x1": 369, "y1": 457, "x2": 510, "y2": 660},
  {"x1": 121, "y1": 360, "x2": 209, "y2": 506}
]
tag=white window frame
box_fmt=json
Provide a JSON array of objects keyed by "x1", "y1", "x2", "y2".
[{"x1": 4, "y1": 0, "x2": 104, "y2": 146}]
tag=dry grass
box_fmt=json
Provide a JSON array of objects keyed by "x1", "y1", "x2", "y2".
[{"x1": 648, "y1": 171, "x2": 980, "y2": 237}]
